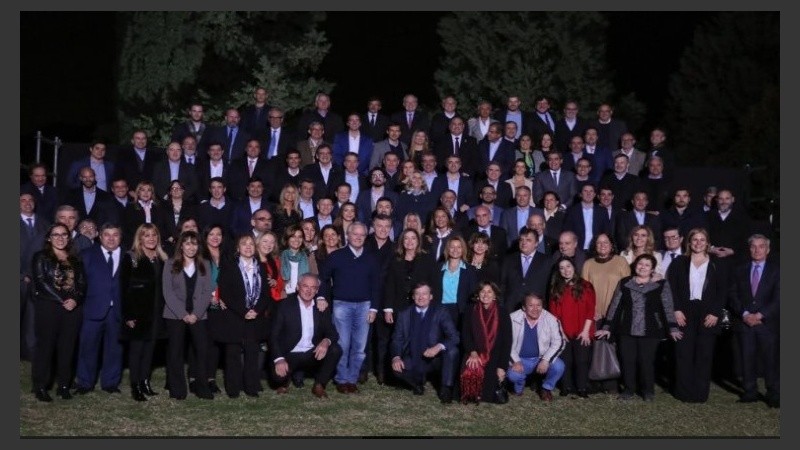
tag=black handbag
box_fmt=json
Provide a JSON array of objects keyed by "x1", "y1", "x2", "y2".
[
  {"x1": 588, "y1": 338, "x2": 621, "y2": 381},
  {"x1": 493, "y1": 379, "x2": 509, "y2": 404}
]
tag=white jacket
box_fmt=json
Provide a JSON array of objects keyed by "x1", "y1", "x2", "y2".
[{"x1": 509, "y1": 308, "x2": 565, "y2": 364}]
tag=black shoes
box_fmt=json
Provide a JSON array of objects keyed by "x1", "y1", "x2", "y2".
[
  {"x1": 576, "y1": 390, "x2": 589, "y2": 399},
  {"x1": 438, "y1": 386, "x2": 453, "y2": 404},
  {"x1": 35, "y1": 388, "x2": 53, "y2": 402},
  {"x1": 131, "y1": 385, "x2": 147, "y2": 402},
  {"x1": 767, "y1": 395, "x2": 780, "y2": 409},
  {"x1": 358, "y1": 372, "x2": 369, "y2": 385},
  {"x1": 56, "y1": 385, "x2": 73, "y2": 400},
  {"x1": 559, "y1": 388, "x2": 573, "y2": 397},
  {"x1": 141, "y1": 378, "x2": 158, "y2": 396},
  {"x1": 737, "y1": 392, "x2": 760, "y2": 403},
  {"x1": 188, "y1": 380, "x2": 197, "y2": 394},
  {"x1": 74, "y1": 386, "x2": 92, "y2": 395},
  {"x1": 412, "y1": 384, "x2": 425, "y2": 396},
  {"x1": 208, "y1": 380, "x2": 221, "y2": 394},
  {"x1": 102, "y1": 386, "x2": 122, "y2": 394}
]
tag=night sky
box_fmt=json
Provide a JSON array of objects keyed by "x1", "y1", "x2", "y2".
[{"x1": 20, "y1": 11, "x2": 713, "y2": 153}]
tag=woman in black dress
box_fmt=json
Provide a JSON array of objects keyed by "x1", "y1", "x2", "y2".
[{"x1": 119, "y1": 223, "x2": 169, "y2": 401}]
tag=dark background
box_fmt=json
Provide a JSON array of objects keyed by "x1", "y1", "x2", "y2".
[{"x1": 20, "y1": 11, "x2": 713, "y2": 151}]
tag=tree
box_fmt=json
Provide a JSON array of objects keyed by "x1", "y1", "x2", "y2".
[
  {"x1": 665, "y1": 12, "x2": 779, "y2": 197},
  {"x1": 434, "y1": 12, "x2": 645, "y2": 129},
  {"x1": 116, "y1": 12, "x2": 334, "y2": 146}
]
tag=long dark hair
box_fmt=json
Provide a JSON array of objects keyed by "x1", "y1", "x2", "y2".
[
  {"x1": 549, "y1": 256, "x2": 585, "y2": 302},
  {"x1": 171, "y1": 231, "x2": 207, "y2": 275},
  {"x1": 43, "y1": 222, "x2": 76, "y2": 259}
]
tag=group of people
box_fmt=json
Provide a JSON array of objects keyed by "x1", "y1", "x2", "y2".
[{"x1": 20, "y1": 89, "x2": 779, "y2": 409}]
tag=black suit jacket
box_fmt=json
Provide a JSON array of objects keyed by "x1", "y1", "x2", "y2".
[
  {"x1": 728, "y1": 260, "x2": 779, "y2": 333},
  {"x1": 500, "y1": 251, "x2": 551, "y2": 311},
  {"x1": 433, "y1": 134, "x2": 480, "y2": 176},
  {"x1": 239, "y1": 103, "x2": 271, "y2": 139},
  {"x1": 599, "y1": 172, "x2": 642, "y2": 210},
  {"x1": 493, "y1": 108, "x2": 533, "y2": 139},
  {"x1": 390, "y1": 303, "x2": 460, "y2": 361},
  {"x1": 473, "y1": 180, "x2": 514, "y2": 210},
  {"x1": 529, "y1": 110, "x2": 558, "y2": 142},
  {"x1": 476, "y1": 138, "x2": 516, "y2": 180},
  {"x1": 115, "y1": 147, "x2": 163, "y2": 190},
  {"x1": 227, "y1": 157, "x2": 273, "y2": 202},
  {"x1": 196, "y1": 159, "x2": 231, "y2": 202},
  {"x1": 263, "y1": 126, "x2": 294, "y2": 161},
  {"x1": 431, "y1": 175, "x2": 475, "y2": 210},
  {"x1": 20, "y1": 214, "x2": 49, "y2": 280},
  {"x1": 65, "y1": 187, "x2": 117, "y2": 226},
  {"x1": 301, "y1": 163, "x2": 345, "y2": 200},
  {"x1": 269, "y1": 294, "x2": 340, "y2": 360},
  {"x1": 463, "y1": 224, "x2": 508, "y2": 262},
  {"x1": 360, "y1": 112, "x2": 391, "y2": 143},
  {"x1": 171, "y1": 121, "x2": 211, "y2": 151},
  {"x1": 391, "y1": 110, "x2": 431, "y2": 146},
  {"x1": 555, "y1": 117, "x2": 589, "y2": 152},
  {"x1": 208, "y1": 126, "x2": 252, "y2": 163},
  {"x1": 296, "y1": 109, "x2": 345, "y2": 143},
  {"x1": 429, "y1": 112, "x2": 465, "y2": 146},
  {"x1": 667, "y1": 255, "x2": 728, "y2": 335},
  {"x1": 616, "y1": 210, "x2": 664, "y2": 250},
  {"x1": 151, "y1": 159, "x2": 200, "y2": 202},
  {"x1": 21, "y1": 182, "x2": 59, "y2": 222},
  {"x1": 562, "y1": 204, "x2": 609, "y2": 250},
  {"x1": 383, "y1": 254, "x2": 437, "y2": 312}
]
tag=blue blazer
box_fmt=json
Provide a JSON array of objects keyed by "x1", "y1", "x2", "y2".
[
  {"x1": 390, "y1": 303, "x2": 460, "y2": 360},
  {"x1": 500, "y1": 206, "x2": 544, "y2": 246},
  {"x1": 355, "y1": 188, "x2": 399, "y2": 226},
  {"x1": 563, "y1": 203, "x2": 610, "y2": 250},
  {"x1": 477, "y1": 138, "x2": 516, "y2": 180},
  {"x1": 80, "y1": 244, "x2": 122, "y2": 321},
  {"x1": 332, "y1": 131, "x2": 375, "y2": 176},
  {"x1": 431, "y1": 175, "x2": 475, "y2": 210}
]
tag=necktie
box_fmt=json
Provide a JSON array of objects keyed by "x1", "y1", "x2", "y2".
[
  {"x1": 407, "y1": 113, "x2": 413, "y2": 128},
  {"x1": 248, "y1": 159, "x2": 255, "y2": 177},
  {"x1": 107, "y1": 250, "x2": 114, "y2": 274},
  {"x1": 188, "y1": 156, "x2": 194, "y2": 165},
  {"x1": 419, "y1": 309, "x2": 425, "y2": 321},
  {"x1": 370, "y1": 113, "x2": 376, "y2": 126},
  {"x1": 751, "y1": 264, "x2": 761, "y2": 297},
  {"x1": 25, "y1": 218, "x2": 34, "y2": 237},
  {"x1": 227, "y1": 127, "x2": 234, "y2": 160},
  {"x1": 670, "y1": 252, "x2": 677, "y2": 262},
  {"x1": 546, "y1": 113, "x2": 554, "y2": 131},
  {"x1": 552, "y1": 171, "x2": 559, "y2": 186},
  {"x1": 454, "y1": 136, "x2": 460, "y2": 155},
  {"x1": 269, "y1": 130, "x2": 278, "y2": 158},
  {"x1": 522, "y1": 254, "x2": 532, "y2": 276}
]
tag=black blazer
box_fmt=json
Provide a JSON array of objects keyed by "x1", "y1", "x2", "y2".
[
  {"x1": 500, "y1": 251, "x2": 551, "y2": 311},
  {"x1": 616, "y1": 210, "x2": 663, "y2": 251},
  {"x1": 383, "y1": 253, "x2": 437, "y2": 312},
  {"x1": 390, "y1": 109, "x2": 431, "y2": 146},
  {"x1": 119, "y1": 253, "x2": 165, "y2": 341},
  {"x1": 121, "y1": 201, "x2": 165, "y2": 249},
  {"x1": 563, "y1": 204, "x2": 610, "y2": 250},
  {"x1": 215, "y1": 257, "x2": 272, "y2": 343},
  {"x1": 227, "y1": 156, "x2": 273, "y2": 202},
  {"x1": 728, "y1": 259, "x2": 780, "y2": 333},
  {"x1": 390, "y1": 303, "x2": 460, "y2": 360},
  {"x1": 64, "y1": 187, "x2": 117, "y2": 226},
  {"x1": 268, "y1": 294, "x2": 340, "y2": 360},
  {"x1": 431, "y1": 262, "x2": 478, "y2": 315},
  {"x1": 433, "y1": 134, "x2": 480, "y2": 176},
  {"x1": 301, "y1": 163, "x2": 345, "y2": 200},
  {"x1": 667, "y1": 254, "x2": 728, "y2": 335},
  {"x1": 463, "y1": 224, "x2": 508, "y2": 262},
  {"x1": 208, "y1": 125, "x2": 252, "y2": 163},
  {"x1": 115, "y1": 147, "x2": 163, "y2": 191},
  {"x1": 151, "y1": 159, "x2": 200, "y2": 203},
  {"x1": 359, "y1": 112, "x2": 391, "y2": 143}
]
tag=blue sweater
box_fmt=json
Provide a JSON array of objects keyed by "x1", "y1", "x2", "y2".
[{"x1": 319, "y1": 246, "x2": 381, "y2": 310}]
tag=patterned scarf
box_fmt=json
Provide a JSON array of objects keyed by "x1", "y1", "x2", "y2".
[
  {"x1": 280, "y1": 249, "x2": 309, "y2": 282},
  {"x1": 238, "y1": 257, "x2": 262, "y2": 309}
]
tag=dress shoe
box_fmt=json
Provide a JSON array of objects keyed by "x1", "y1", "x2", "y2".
[
  {"x1": 208, "y1": 380, "x2": 221, "y2": 394},
  {"x1": 227, "y1": 392, "x2": 240, "y2": 399},
  {"x1": 56, "y1": 385, "x2": 73, "y2": 400},
  {"x1": 244, "y1": 391, "x2": 260, "y2": 398},
  {"x1": 188, "y1": 380, "x2": 197, "y2": 394},
  {"x1": 538, "y1": 389, "x2": 553, "y2": 402},
  {"x1": 312, "y1": 383, "x2": 328, "y2": 399},
  {"x1": 275, "y1": 385, "x2": 289, "y2": 395},
  {"x1": 291, "y1": 376, "x2": 305, "y2": 389},
  {"x1": 35, "y1": 388, "x2": 53, "y2": 402},
  {"x1": 196, "y1": 390, "x2": 214, "y2": 400},
  {"x1": 102, "y1": 386, "x2": 122, "y2": 394},
  {"x1": 376, "y1": 373, "x2": 385, "y2": 385},
  {"x1": 170, "y1": 393, "x2": 187, "y2": 400},
  {"x1": 347, "y1": 383, "x2": 359, "y2": 393},
  {"x1": 412, "y1": 384, "x2": 425, "y2": 396},
  {"x1": 438, "y1": 386, "x2": 453, "y2": 404},
  {"x1": 141, "y1": 378, "x2": 158, "y2": 396},
  {"x1": 559, "y1": 388, "x2": 573, "y2": 397},
  {"x1": 131, "y1": 385, "x2": 147, "y2": 402},
  {"x1": 514, "y1": 390, "x2": 524, "y2": 397},
  {"x1": 74, "y1": 386, "x2": 92, "y2": 395},
  {"x1": 767, "y1": 396, "x2": 780, "y2": 409},
  {"x1": 336, "y1": 383, "x2": 350, "y2": 394},
  {"x1": 576, "y1": 390, "x2": 589, "y2": 399},
  {"x1": 737, "y1": 393, "x2": 760, "y2": 403},
  {"x1": 358, "y1": 372, "x2": 369, "y2": 384}
]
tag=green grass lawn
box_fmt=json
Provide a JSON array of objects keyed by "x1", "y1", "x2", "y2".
[{"x1": 19, "y1": 361, "x2": 779, "y2": 437}]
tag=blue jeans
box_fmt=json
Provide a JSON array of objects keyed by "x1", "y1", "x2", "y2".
[
  {"x1": 506, "y1": 356, "x2": 565, "y2": 393},
  {"x1": 332, "y1": 300, "x2": 370, "y2": 385}
]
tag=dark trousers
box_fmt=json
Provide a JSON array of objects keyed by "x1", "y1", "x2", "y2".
[
  {"x1": 165, "y1": 319, "x2": 210, "y2": 398},
  {"x1": 128, "y1": 339, "x2": 156, "y2": 385},
  {"x1": 271, "y1": 344, "x2": 343, "y2": 387},
  {"x1": 225, "y1": 341, "x2": 261, "y2": 396},
  {"x1": 560, "y1": 338, "x2": 592, "y2": 392},
  {"x1": 376, "y1": 313, "x2": 395, "y2": 380},
  {"x1": 21, "y1": 283, "x2": 36, "y2": 361},
  {"x1": 737, "y1": 325, "x2": 779, "y2": 398},
  {"x1": 32, "y1": 302, "x2": 82, "y2": 389},
  {"x1": 187, "y1": 331, "x2": 222, "y2": 382},
  {"x1": 76, "y1": 306, "x2": 123, "y2": 390},
  {"x1": 618, "y1": 335, "x2": 660, "y2": 397},
  {"x1": 674, "y1": 307, "x2": 717, "y2": 402},
  {"x1": 394, "y1": 345, "x2": 460, "y2": 391}
]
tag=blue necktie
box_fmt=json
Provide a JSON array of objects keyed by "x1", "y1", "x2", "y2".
[{"x1": 269, "y1": 130, "x2": 278, "y2": 158}]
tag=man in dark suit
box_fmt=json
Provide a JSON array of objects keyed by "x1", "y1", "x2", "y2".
[
  {"x1": 75, "y1": 223, "x2": 124, "y2": 394},
  {"x1": 20, "y1": 193, "x2": 49, "y2": 360},
  {"x1": 65, "y1": 140, "x2": 115, "y2": 192},
  {"x1": 582, "y1": 126, "x2": 615, "y2": 184},
  {"x1": 269, "y1": 273, "x2": 342, "y2": 398},
  {"x1": 469, "y1": 181, "x2": 508, "y2": 226},
  {"x1": 208, "y1": 108, "x2": 251, "y2": 164},
  {"x1": 64, "y1": 167, "x2": 116, "y2": 226},
  {"x1": 239, "y1": 86, "x2": 271, "y2": 139},
  {"x1": 296, "y1": 92, "x2": 345, "y2": 143},
  {"x1": 644, "y1": 127, "x2": 677, "y2": 179},
  {"x1": 270, "y1": 149, "x2": 304, "y2": 203},
  {"x1": 589, "y1": 102, "x2": 628, "y2": 152},
  {"x1": 21, "y1": 163, "x2": 59, "y2": 221},
  {"x1": 526, "y1": 213, "x2": 558, "y2": 256},
  {"x1": 301, "y1": 144, "x2": 344, "y2": 201},
  {"x1": 196, "y1": 177, "x2": 234, "y2": 236},
  {"x1": 728, "y1": 234, "x2": 780, "y2": 408},
  {"x1": 563, "y1": 184, "x2": 609, "y2": 252},
  {"x1": 171, "y1": 102, "x2": 211, "y2": 152},
  {"x1": 501, "y1": 186, "x2": 544, "y2": 246},
  {"x1": 430, "y1": 155, "x2": 475, "y2": 212},
  {"x1": 433, "y1": 116, "x2": 480, "y2": 177},
  {"x1": 476, "y1": 122, "x2": 515, "y2": 180},
  {"x1": 151, "y1": 141, "x2": 200, "y2": 202},
  {"x1": 391, "y1": 282, "x2": 460, "y2": 403},
  {"x1": 555, "y1": 100, "x2": 589, "y2": 153},
  {"x1": 429, "y1": 95, "x2": 463, "y2": 147},
  {"x1": 596, "y1": 186, "x2": 623, "y2": 248},
  {"x1": 616, "y1": 191, "x2": 664, "y2": 250},
  {"x1": 114, "y1": 130, "x2": 163, "y2": 196},
  {"x1": 493, "y1": 95, "x2": 531, "y2": 140},
  {"x1": 332, "y1": 114, "x2": 374, "y2": 176},
  {"x1": 660, "y1": 187, "x2": 709, "y2": 239},
  {"x1": 227, "y1": 139, "x2": 272, "y2": 203},
  {"x1": 230, "y1": 179, "x2": 275, "y2": 237},
  {"x1": 263, "y1": 107, "x2": 293, "y2": 163},
  {"x1": 707, "y1": 188, "x2": 752, "y2": 266},
  {"x1": 356, "y1": 168, "x2": 399, "y2": 227},
  {"x1": 360, "y1": 96, "x2": 391, "y2": 143},
  {"x1": 390, "y1": 94, "x2": 431, "y2": 146},
  {"x1": 533, "y1": 151, "x2": 578, "y2": 208},
  {"x1": 196, "y1": 142, "x2": 230, "y2": 202},
  {"x1": 500, "y1": 227, "x2": 551, "y2": 311},
  {"x1": 463, "y1": 205, "x2": 508, "y2": 261},
  {"x1": 529, "y1": 96, "x2": 558, "y2": 143},
  {"x1": 599, "y1": 153, "x2": 642, "y2": 211}
]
